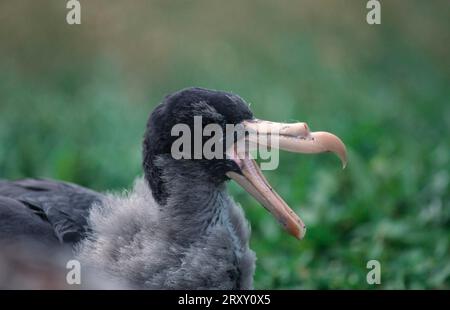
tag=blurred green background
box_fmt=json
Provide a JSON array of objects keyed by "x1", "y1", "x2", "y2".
[{"x1": 0, "y1": 1, "x2": 449, "y2": 289}]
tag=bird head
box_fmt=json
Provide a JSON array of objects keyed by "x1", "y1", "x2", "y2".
[{"x1": 143, "y1": 87, "x2": 347, "y2": 239}]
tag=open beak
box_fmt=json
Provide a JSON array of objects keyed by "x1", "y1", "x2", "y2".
[{"x1": 226, "y1": 119, "x2": 347, "y2": 239}]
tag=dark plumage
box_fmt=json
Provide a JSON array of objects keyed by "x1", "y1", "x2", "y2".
[
  {"x1": 0, "y1": 87, "x2": 257, "y2": 289},
  {"x1": 0, "y1": 87, "x2": 347, "y2": 289},
  {"x1": 143, "y1": 87, "x2": 253, "y2": 205},
  {"x1": 0, "y1": 179, "x2": 101, "y2": 244}
]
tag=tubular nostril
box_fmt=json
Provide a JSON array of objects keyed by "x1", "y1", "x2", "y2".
[{"x1": 282, "y1": 122, "x2": 310, "y2": 137}]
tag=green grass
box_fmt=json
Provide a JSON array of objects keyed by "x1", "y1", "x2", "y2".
[{"x1": 0, "y1": 1, "x2": 448, "y2": 289}]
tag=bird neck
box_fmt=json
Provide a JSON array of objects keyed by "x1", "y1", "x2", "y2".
[{"x1": 150, "y1": 155, "x2": 231, "y2": 244}]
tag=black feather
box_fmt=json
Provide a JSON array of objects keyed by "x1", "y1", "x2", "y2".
[{"x1": 0, "y1": 179, "x2": 103, "y2": 244}]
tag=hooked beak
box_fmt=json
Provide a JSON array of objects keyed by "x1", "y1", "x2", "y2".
[{"x1": 226, "y1": 119, "x2": 347, "y2": 239}]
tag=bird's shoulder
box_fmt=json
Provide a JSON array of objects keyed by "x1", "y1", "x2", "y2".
[{"x1": 0, "y1": 178, "x2": 104, "y2": 244}]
